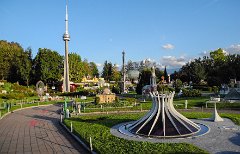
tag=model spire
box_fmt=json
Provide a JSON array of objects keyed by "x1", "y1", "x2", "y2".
[
  {"x1": 63, "y1": 0, "x2": 70, "y2": 40},
  {"x1": 65, "y1": 0, "x2": 69, "y2": 35},
  {"x1": 122, "y1": 50, "x2": 126, "y2": 93},
  {"x1": 63, "y1": 0, "x2": 70, "y2": 92}
]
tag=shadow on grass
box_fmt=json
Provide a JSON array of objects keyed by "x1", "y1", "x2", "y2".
[{"x1": 67, "y1": 115, "x2": 137, "y2": 128}]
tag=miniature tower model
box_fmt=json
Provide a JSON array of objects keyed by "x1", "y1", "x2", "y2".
[
  {"x1": 210, "y1": 102, "x2": 224, "y2": 122},
  {"x1": 150, "y1": 66, "x2": 157, "y2": 92},
  {"x1": 128, "y1": 91, "x2": 200, "y2": 138},
  {"x1": 122, "y1": 51, "x2": 126, "y2": 93},
  {"x1": 63, "y1": 0, "x2": 70, "y2": 92}
]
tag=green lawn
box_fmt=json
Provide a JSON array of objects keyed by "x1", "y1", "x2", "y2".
[
  {"x1": 173, "y1": 97, "x2": 209, "y2": 108},
  {"x1": 181, "y1": 112, "x2": 240, "y2": 125},
  {"x1": 64, "y1": 113, "x2": 209, "y2": 154},
  {"x1": 206, "y1": 102, "x2": 240, "y2": 109},
  {"x1": 64, "y1": 109, "x2": 240, "y2": 154},
  {"x1": 74, "y1": 96, "x2": 95, "y2": 103},
  {"x1": 79, "y1": 97, "x2": 211, "y2": 113}
]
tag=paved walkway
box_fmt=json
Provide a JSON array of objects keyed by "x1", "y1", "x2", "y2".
[
  {"x1": 111, "y1": 118, "x2": 240, "y2": 154},
  {"x1": 0, "y1": 105, "x2": 89, "y2": 154}
]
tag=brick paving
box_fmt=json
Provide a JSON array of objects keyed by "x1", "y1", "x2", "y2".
[{"x1": 0, "y1": 105, "x2": 89, "y2": 154}]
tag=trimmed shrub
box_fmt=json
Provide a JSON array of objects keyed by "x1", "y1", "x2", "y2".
[{"x1": 182, "y1": 89, "x2": 201, "y2": 97}]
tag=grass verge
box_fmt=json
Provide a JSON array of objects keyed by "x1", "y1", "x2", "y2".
[
  {"x1": 64, "y1": 113, "x2": 209, "y2": 154},
  {"x1": 0, "y1": 100, "x2": 63, "y2": 118}
]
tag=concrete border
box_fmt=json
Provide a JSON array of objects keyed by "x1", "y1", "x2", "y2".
[{"x1": 59, "y1": 121, "x2": 97, "y2": 154}]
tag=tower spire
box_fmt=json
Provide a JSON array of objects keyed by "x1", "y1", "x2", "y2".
[
  {"x1": 65, "y1": 0, "x2": 69, "y2": 35},
  {"x1": 63, "y1": 0, "x2": 70, "y2": 92},
  {"x1": 122, "y1": 50, "x2": 126, "y2": 93}
]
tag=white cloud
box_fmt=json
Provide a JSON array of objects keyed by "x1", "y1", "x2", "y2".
[
  {"x1": 225, "y1": 44, "x2": 240, "y2": 55},
  {"x1": 96, "y1": 63, "x2": 102, "y2": 67},
  {"x1": 160, "y1": 56, "x2": 187, "y2": 68},
  {"x1": 114, "y1": 64, "x2": 120, "y2": 68},
  {"x1": 199, "y1": 44, "x2": 240, "y2": 57},
  {"x1": 199, "y1": 51, "x2": 210, "y2": 57},
  {"x1": 162, "y1": 44, "x2": 175, "y2": 50}
]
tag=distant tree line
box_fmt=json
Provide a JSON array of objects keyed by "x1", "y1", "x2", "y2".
[
  {"x1": 101, "y1": 61, "x2": 121, "y2": 82},
  {"x1": 0, "y1": 40, "x2": 99, "y2": 86},
  {"x1": 172, "y1": 48, "x2": 240, "y2": 87}
]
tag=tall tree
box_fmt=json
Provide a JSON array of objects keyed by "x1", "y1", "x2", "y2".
[
  {"x1": 0, "y1": 40, "x2": 32, "y2": 85},
  {"x1": 210, "y1": 48, "x2": 226, "y2": 62},
  {"x1": 82, "y1": 59, "x2": 90, "y2": 77},
  {"x1": 69, "y1": 53, "x2": 83, "y2": 82},
  {"x1": 177, "y1": 48, "x2": 240, "y2": 87},
  {"x1": 126, "y1": 60, "x2": 134, "y2": 72},
  {"x1": 107, "y1": 62, "x2": 113, "y2": 81},
  {"x1": 164, "y1": 66, "x2": 169, "y2": 83},
  {"x1": 102, "y1": 61, "x2": 109, "y2": 80},
  {"x1": 136, "y1": 69, "x2": 152, "y2": 94},
  {"x1": 89, "y1": 62, "x2": 99, "y2": 77},
  {"x1": 111, "y1": 64, "x2": 121, "y2": 81},
  {"x1": 0, "y1": 40, "x2": 19, "y2": 81},
  {"x1": 32, "y1": 48, "x2": 63, "y2": 84},
  {"x1": 155, "y1": 67, "x2": 164, "y2": 83},
  {"x1": 18, "y1": 47, "x2": 32, "y2": 86}
]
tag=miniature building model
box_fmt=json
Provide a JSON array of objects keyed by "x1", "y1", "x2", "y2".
[
  {"x1": 224, "y1": 88, "x2": 240, "y2": 102},
  {"x1": 96, "y1": 88, "x2": 116, "y2": 103},
  {"x1": 128, "y1": 91, "x2": 200, "y2": 138},
  {"x1": 81, "y1": 76, "x2": 99, "y2": 83},
  {"x1": 142, "y1": 66, "x2": 157, "y2": 95}
]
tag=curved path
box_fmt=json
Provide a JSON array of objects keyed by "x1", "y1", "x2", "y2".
[{"x1": 0, "y1": 104, "x2": 89, "y2": 154}]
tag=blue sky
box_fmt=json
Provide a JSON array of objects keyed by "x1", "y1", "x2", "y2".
[{"x1": 1, "y1": 0, "x2": 240, "y2": 69}]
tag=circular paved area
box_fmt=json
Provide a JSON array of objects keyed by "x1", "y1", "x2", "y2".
[
  {"x1": 0, "y1": 104, "x2": 89, "y2": 154},
  {"x1": 111, "y1": 118, "x2": 240, "y2": 154}
]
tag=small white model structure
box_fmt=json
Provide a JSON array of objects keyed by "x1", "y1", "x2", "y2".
[
  {"x1": 128, "y1": 91, "x2": 200, "y2": 138},
  {"x1": 210, "y1": 102, "x2": 224, "y2": 122}
]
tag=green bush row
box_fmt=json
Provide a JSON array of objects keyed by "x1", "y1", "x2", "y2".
[
  {"x1": 0, "y1": 92, "x2": 36, "y2": 100},
  {"x1": 182, "y1": 89, "x2": 201, "y2": 97}
]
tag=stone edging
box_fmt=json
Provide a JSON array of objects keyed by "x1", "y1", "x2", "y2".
[{"x1": 59, "y1": 121, "x2": 97, "y2": 154}]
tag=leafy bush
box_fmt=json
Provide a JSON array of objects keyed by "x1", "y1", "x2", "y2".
[
  {"x1": 95, "y1": 97, "x2": 100, "y2": 104},
  {"x1": 182, "y1": 89, "x2": 201, "y2": 97},
  {"x1": 206, "y1": 102, "x2": 240, "y2": 109},
  {"x1": 192, "y1": 85, "x2": 209, "y2": 91},
  {"x1": 0, "y1": 82, "x2": 36, "y2": 99},
  {"x1": 208, "y1": 87, "x2": 212, "y2": 92},
  {"x1": 125, "y1": 97, "x2": 136, "y2": 103},
  {"x1": 212, "y1": 86, "x2": 219, "y2": 94},
  {"x1": 59, "y1": 89, "x2": 97, "y2": 97},
  {"x1": 157, "y1": 85, "x2": 174, "y2": 92},
  {"x1": 111, "y1": 86, "x2": 120, "y2": 94}
]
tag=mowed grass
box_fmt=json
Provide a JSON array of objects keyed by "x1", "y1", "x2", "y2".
[
  {"x1": 64, "y1": 113, "x2": 209, "y2": 154},
  {"x1": 81, "y1": 97, "x2": 210, "y2": 113},
  {"x1": 180, "y1": 112, "x2": 240, "y2": 125}
]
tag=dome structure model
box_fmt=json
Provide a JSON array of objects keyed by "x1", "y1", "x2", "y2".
[
  {"x1": 102, "y1": 88, "x2": 111, "y2": 95},
  {"x1": 128, "y1": 91, "x2": 200, "y2": 138}
]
